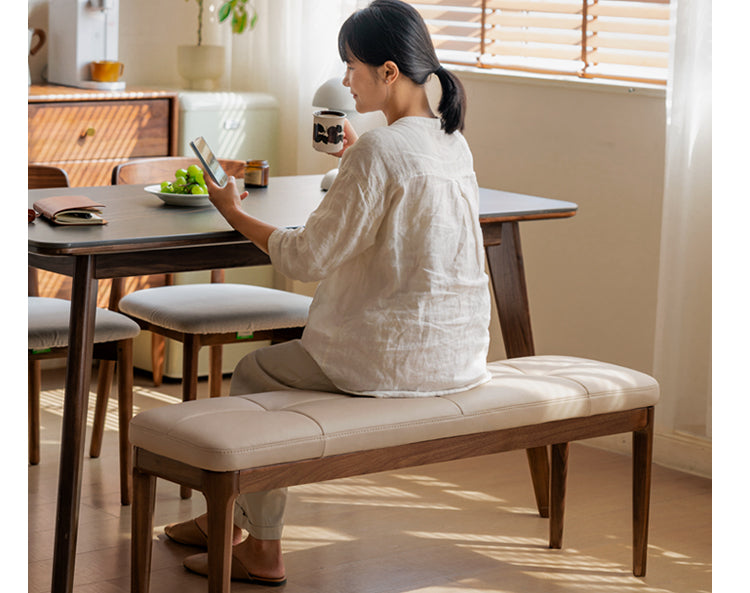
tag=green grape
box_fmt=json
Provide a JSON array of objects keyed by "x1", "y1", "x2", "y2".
[{"x1": 159, "y1": 168, "x2": 210, "y2": 197}]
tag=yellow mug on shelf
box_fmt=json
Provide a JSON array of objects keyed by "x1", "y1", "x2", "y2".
[{"x1": 90, "y1": 60, "x2": 124, "y2": 83}]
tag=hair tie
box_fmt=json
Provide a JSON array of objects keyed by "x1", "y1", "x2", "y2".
[{"x1": 435, "y1": 65, "x2": 445, "y2": 75}]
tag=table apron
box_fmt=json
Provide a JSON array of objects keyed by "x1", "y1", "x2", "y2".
[
  {"x1": 28, "y1": 220, "x2": 516, "y2": 279},
  {"x1": 29, "y1": 243, "x2": 271, "y2": 279}
]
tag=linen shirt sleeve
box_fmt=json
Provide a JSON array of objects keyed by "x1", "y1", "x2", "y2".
[{"x1": 268, "y1": 135, "x2": 389, "y2": 282}]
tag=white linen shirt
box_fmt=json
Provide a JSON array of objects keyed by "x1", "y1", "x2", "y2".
[{"x1": 268, "y1": 116, "x2": 491, "y2": 397}]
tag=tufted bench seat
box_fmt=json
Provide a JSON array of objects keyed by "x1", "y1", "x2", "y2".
[{"x1": 130, "y1": 355, "x2": 659, "y2": 593}]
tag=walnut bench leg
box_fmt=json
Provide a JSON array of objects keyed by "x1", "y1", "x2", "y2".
[
  {"x1": 547, "y1": 409, "x2": 654, "y2": 577},
  {"x1": 633, "y1": 407, "x2": 654, "y2": 576}
]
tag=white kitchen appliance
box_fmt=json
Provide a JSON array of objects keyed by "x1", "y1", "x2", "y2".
[
  {"x1": 47, "y1": 0, "x2": 125, "y2": 90},
  {"x1": 177, "y1": 91, "x2": 281, "y2": 175},
  {"x1": 132, "y1": 91, "x2": 283, "y2": 380}
]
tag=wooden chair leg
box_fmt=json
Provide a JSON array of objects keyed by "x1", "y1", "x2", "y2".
[
  {"x1": 633, "y1": 408, "x2": 654, "y2": 577},
  {"x1": 150, "y1": 273, "x2": 175, "y2": 386},
  {"x1": 29, "y1": 359, "x2": 42, "y2": 465},
  {"x1": 118, "y1": 340, "x2": 134, "y2": 505},
  {"x1": 204, "y1": 472, "x2": 239, "y2": 593},
  {"x1": 526, "y1": 446, "x2": 550, "y2": 518},
  {"x1": 209, "y1": 345, "x2": 223, "y2": 397},
  {"x1": 208, "y1": 269, "x2": 225, "y2": 398},
  {"x1": 182, "y1": 335, "x2": 201, "y2": 404},
  {"x1": 131, "y1": 459, "x2": 157, "y2": 593},
  {"x1": 549, "y1": 442, "x2": 569, "y2": 549},
  {"x1": 151, "y1": 334, "x2": 166, "y2": 386},
  {"x1": 180, "y1": 335, "x2": 201, "y2": 499},
  {"x1": 89, "y1": 360, "x2": 115, "y2": 458}
]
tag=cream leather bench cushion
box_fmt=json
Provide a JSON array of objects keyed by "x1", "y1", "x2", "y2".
[{"x1": 129, "y1": 355, "x2": 659, "y2": 472}]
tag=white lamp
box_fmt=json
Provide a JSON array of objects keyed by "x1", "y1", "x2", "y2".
[{"x1": 312, "y1": 77, "x2": 355, "y2": 190}]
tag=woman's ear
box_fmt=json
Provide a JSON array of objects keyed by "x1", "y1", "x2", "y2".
[{"x1": 381, "y1": 60, "x2": 399, "y2": 85}]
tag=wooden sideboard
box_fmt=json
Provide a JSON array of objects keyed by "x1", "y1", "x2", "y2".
[
  {"x1": 29, "y1": 85, "x2": 179, "y2": 304},
  {"x1": 28, "y1": 84, "x2": 179, "y2": 187}
]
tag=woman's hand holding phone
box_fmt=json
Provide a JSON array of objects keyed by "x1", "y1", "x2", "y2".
[{"x1": 205, "y1": 174, "x2": 247, "y2": 218}]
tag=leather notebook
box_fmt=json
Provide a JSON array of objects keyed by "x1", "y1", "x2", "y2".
[{"x1": 33, "y1": 195, "x2": 107, "y2": 225}]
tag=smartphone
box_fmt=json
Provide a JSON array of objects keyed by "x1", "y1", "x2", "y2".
[{"x1": 189, "y1": 136, "x2": 228, "y2": 187}]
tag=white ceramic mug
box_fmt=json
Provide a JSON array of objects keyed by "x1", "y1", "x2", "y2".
[{"x1": 312, "y1": 110, "x2": 346, "y2": 154}]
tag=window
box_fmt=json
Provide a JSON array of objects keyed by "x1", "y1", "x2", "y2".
[{"x1": 410, "y1": 0, "x2": 672, "y2": 84}]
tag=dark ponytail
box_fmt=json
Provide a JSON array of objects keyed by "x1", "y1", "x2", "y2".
[
  {"x1": 434, "y1": 66, "x2": 466, "y2": 135},
  {"x1": 338, "y1": 0, "x2": 466, "y2": 134}
]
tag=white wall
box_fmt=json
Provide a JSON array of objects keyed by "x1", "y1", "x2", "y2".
[{"x1": 461, "y1": 72, "x2": 666, "y2": 373}]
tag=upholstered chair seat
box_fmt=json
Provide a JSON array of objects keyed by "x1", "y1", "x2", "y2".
[
  {"x1": 28, "y1": 297, "x2": 140, "y2": 505},
  {"x1": 118, "y1": 283, "x2": 311, "y2": 336}
]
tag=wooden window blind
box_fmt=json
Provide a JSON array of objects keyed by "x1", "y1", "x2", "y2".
[{"x1": 409, "y1": 0, "x2": 672, "y2": 84}]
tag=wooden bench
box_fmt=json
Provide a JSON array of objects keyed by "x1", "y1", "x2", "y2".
[{"x1": 129, "y1": 355, "x2": 659, "y2": 593}]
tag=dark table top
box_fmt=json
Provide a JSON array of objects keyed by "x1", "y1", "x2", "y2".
[{"x1": 28, "y1": 175, "x2": 577, "y2": 256}]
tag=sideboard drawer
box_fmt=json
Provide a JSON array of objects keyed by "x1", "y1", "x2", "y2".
[{"x1": 28, "y1": 99, "x2": 170, "y2": 162}]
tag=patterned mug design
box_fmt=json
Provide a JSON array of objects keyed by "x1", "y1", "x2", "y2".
[{"x1": 313, "y1": 122, "x2": 344, "y2": 146}]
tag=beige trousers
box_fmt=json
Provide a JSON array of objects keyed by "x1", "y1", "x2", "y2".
[{"x1": 229, "y1": 339, "x2": 345, "y2": 539}]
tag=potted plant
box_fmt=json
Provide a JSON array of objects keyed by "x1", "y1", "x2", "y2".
[{"x1": 177, "y1": 0, "x2": 258, "y2": 90}]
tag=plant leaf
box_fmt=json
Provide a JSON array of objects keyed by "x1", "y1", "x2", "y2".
[
  {"x1": 218, "y1": 2, "x2": 231, "y2": 22},
  {"x1": 233, "y1": 11, "x2": 247, "y2": 34}
]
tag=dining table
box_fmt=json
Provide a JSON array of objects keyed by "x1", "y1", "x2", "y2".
[{"x1": 28, "y1": 174, "x2": 577, "y2": 593}]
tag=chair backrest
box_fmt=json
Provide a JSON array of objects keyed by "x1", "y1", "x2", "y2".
[
  {"x1": 111, "y1": 157, "x2": 246, "y2": 186},
  {"x1": 28, "y1": 165, "x2": 71, "y2": 297},
  {"x1": 29, "y1": 165, "x2": 70, "y2": 190}
]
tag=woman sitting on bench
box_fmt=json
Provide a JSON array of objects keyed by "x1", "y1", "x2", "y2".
[{"x1": 164, "y1": 0, "x2": 492, "y2": 585}]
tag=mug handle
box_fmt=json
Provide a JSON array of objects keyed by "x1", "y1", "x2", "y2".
[
  {"x1": 118, "y1": 63, "x2": 124, "y2": 77},
  {"x1": 30, "y1": 29, "x2": 46, "y2": 56}
]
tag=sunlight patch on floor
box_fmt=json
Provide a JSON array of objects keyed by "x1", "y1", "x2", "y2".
[
  {"x1": 281, "y1": 525, "x2": 357, "y2": 552},
  {"x1": 403, "y1": 531, "x2": 683, "y2": 592},
  {"x1": 297, "y1": 482, "x2": 422, "y2": 499},
  {"x1": 444, "y1": 489, "x2": 506, "y2": 503},
  {"x1": 392, "y1": 473, "x2": 461, "y2": 489},
  {"x1": 648, "y1": 544, "x2": 712, "y2": 572},
  {"x1": 296, "y1": 479, "x2": 461, "y2": 510},
  {"x1": 40, "y1": 386, "x2": 181, "y2": 432}
]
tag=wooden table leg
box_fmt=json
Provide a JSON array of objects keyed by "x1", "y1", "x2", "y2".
[
  {"x1": 485, "y1": 221, "x2": 550, "y2": 518},
  {"x1": 51, "y1": 255, "x2": 97, "y2": 593}
]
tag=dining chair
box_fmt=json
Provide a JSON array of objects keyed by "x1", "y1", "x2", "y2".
[
  {"x1": 28, "y1": 164, "x2": 141, "y2": 505},
  {"x1": 29, "y1": 163, "x2": 70, "y2": 188},
  {"x1": 111, "y1": 157, "x2": 247, "y2": 388},
  {"x1": 111, "y1": 157, "x2": 313, "y2": 400}
]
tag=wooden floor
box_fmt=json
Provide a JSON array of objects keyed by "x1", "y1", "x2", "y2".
[{"x1": 28, "y1": 365, "x2": 712, "y2": 593}]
